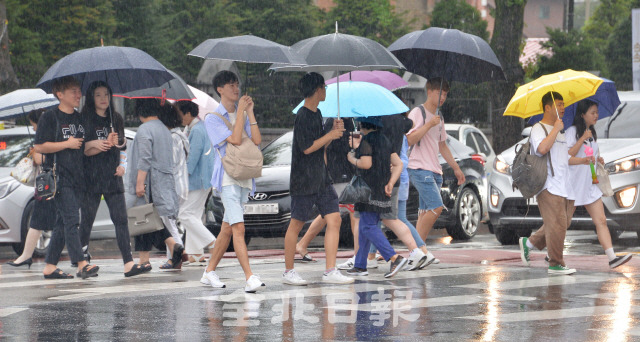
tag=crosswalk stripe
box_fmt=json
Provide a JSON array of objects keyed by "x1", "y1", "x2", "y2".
[
  {"x1": 325, "y1": 294, "x2": 536, "y2": 311},
  {"x1": 0, "y1": 271, "x2": 172, "y2": 289},
  {"x1": 455, "y1": 274, "x2": 610, "y2": 290},
  {"x1": 0, "y1": 307, "x2": 28, "y2": 317},
  {"x1": 49, "y1": 280, "x2": 205, "y2": 301},
  {"x1": 458, "y1": 305, "x2": 640, "y2": 322}
]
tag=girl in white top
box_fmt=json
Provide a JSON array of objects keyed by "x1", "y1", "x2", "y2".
[{"x1": 566, "y1": 99, "x2": 632, "y2": 269}]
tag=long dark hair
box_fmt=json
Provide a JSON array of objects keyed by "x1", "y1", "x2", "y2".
[
  {"x1": 81, "y1": 81, "x2": 125, "y2": 145},
  {"x1": 572, "y1": 99, "x2": 598, "y2": 142},
  {"x1": 158, "y1": 103, "x2": 182, "y2": 129}
]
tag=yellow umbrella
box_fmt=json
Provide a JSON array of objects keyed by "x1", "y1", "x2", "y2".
[{"x1": 503, "y1": 69, "x2": 603, "y2": 118}]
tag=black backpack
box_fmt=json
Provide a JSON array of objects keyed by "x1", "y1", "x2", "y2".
[{"x1": 511, "y1": 123, "x2": 554, "y2": 199}]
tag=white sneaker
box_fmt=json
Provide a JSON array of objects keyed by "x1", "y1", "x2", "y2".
[
  {"x1": 407, "y1": 250, "x2": 427, "y2": 271},
  {"x1": 322, "y1": 269, "x2": 355, "y2": 284},
  {"x1": 244, "y1": 274, "x2": 266, "y2": 293},
  {"x1": 367, "y1": 259, "x2": 378, "y2": 269},
  {"x1": 201, "y1": 270, "x2": 226, "y2": 288},
  {"x1": 433, "y1": 258, "x2": 440, "y2": 264},
  {"x1": 282, "y1": 269, "x2": 308, "y2": 286},
  {"x1": 419, "y1": 251, "x2": 437, "y2": 270},
  {"x1": 337, "y1": 256, "x2": 355, "y2": 270}
]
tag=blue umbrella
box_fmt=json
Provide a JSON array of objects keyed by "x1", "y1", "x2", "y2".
[
  {"x1": 292, "y1": 81, "x2": 408, "y2": 117},
  {"x1": 528, "y1": 78, "x2": 620, "y2": 127}
]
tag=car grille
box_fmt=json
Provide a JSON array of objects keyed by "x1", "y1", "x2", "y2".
[
  {"x1": 249, "y1": 191, "x2": 290, "y2": 201},
  {"x1": 501, "y1": 198, "x2": 590, "y2": 217},
  {"x1": 244, "y1": 213, "x2": 292, "y2": 226}
]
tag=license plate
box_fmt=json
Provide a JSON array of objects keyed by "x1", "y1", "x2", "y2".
[
  {"x1": 244, "y1": 203, "x2": 279, "y2": 215},
  {"x1": 529, "y1": 197, "x2": 538, "y2": 205}
]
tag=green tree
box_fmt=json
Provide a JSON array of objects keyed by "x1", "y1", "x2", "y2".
[
  {"x1": 605, "y1": 14, "x2": 633, "y2": 90},
  {"x1": 583, "y1": 0, "x2": 631, "y2": 55},
  {"x1": 533, "y1": 28, "x2": 601, "y2": 78},
  {"x1": 430, "y1": 0, "x2": 489, "y2": 41},
  {"x1": 323, "y1": 0, "x2": 411, "y2": 46}
]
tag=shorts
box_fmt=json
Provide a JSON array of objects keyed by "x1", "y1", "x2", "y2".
[
  {"x1": 30, "y1": 199, "x2": 57, "y2": 231},
  {"x1": 221, "y1": 184, "x2": 250, "y2": 225},
  {"x1": 291, "y1": 184, "x2": 339, "y2": 222},
  {"x1": 354, "y1": 187, "x2": 399, "y2": 220},
  {"x1": 408, "y1": 169, "x2": 444, "y2": 211}
]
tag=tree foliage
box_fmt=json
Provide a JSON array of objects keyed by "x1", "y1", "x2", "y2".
[
  {"x1": 430, "y1": 0, "x2": 489, "y2": 41},
  {"x1": 533, "y1": 28, "x2": 601, "y2": 78}
]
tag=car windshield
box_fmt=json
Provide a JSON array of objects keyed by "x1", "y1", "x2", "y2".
[
  {"x1": 446, "y1": 130, "x2": 458, "y2": 139},
  {"x1": 0, "y1": 135, "x2": 32, "y2": 167},
  {"x1": 262, "y1": 131, "x2": 293, "y2": 166},
  {"x1": 595, "y1": 101, "x2": 640, "y2": 138}
]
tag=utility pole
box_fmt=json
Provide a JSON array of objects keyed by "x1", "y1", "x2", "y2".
[{"x1": 567, "y1": 0, "x2": 575, "y2": 31}]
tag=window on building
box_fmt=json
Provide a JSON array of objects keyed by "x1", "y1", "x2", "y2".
[{"x1": 539, "y1": 5, "x2": 550, "y2": 19}]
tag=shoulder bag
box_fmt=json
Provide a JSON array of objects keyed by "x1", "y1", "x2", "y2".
[
  {"x1": 11, "y1": 152, "x2": 36, "y2": 186},
  {"x1": 596, "y1": 152, "x2": 614, "y2": 197},
  {"x1": 213, "y1": 112, "x2": 263, "y2": 180},
  {"x1": 34, "y1": 115, "x2": 59, "y2": 200},
  {"x1": 127, "y1": 181, "x2": 164, "y2": 236},
  {"x1": 511, "y1": 123, "x2": 554, "y2": 199}
]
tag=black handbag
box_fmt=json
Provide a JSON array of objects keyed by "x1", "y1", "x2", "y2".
[
  {"x1": 34, "y1": 115, "x2": 59, "y2": 201},
  {"x1": 339, "y1": 174, "x2": 372, "y2": 204}
]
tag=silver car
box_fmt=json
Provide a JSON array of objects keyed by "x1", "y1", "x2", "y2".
[
  {"x1": 0, "y1": 126, "x2": 135, "y2": 256},
  {"x1": 488, "y1": 91, "x2": 640, "y2": 244}
]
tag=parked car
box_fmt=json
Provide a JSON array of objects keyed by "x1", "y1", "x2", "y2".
[
  {"x1": 0, "y1": 126, "x2": 136, "y2": 256},
  {"x1": 205, "y1": 130, "x2": 487, "y2": 244},
  {"x1": 445, "y1": 124, "x2": 495, "y2": 221},
  {"x1": 488, "y1": 91, "x2": 640, "y2": 245}
]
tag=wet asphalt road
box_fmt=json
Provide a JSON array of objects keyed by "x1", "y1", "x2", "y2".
[{"x1": 2, "y1": 225, "x2": 640, "y2": 341}]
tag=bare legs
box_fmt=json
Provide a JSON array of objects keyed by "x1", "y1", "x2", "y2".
[
  {"x1": 206, "y1": 221, "x2": 253, "y2": 280},
  {"x1": 13, "y1": 228, "x2": 42, "y2": 263},
  {"x1": 584, "y1": 199, "x2": 613, "y2": 251},
  {"x1": 416, "y1": 207, "x2": 443, "y2": 241},
  {"x1": 296, "y1": 212, "x2": 358, "y2": 257},
  {"x1": 286, "y1": 213, "x2": 342, "y2": 270}
]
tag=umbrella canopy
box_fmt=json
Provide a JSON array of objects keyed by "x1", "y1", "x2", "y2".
[
  {"x1": 503, "y1": 70, "x2": 603, "y2": 119},
  {"x1": 114, "y1": 69, "x2": 195, "y2": 102},
  {"x1": 269, "y1": 31, "x2": 405, "y2": 72},
  {"x1": 0, "y1": 89, "x2": 59, "y2": 119},
  {"x1": 388, "y1": 27, "x2": 505, "y2": 84},
  {"x1": 37, "y1": 46, "x2": 175, "y2": 94},
  {"x1": 188, "y1": 85, "x2": 219, "y2": 121},
  {"x1": 292, "y1": 81, "x2": 408, "y2": 117},
  {"x1": 325, "y1": 70, "x2": 408, "y2": 91},
  {"x1": 188, "y1": 34, "x2": 299, "y2": 64},
  {"x1": 528, "y1": 78, "x2": 620, "y2": 127}
]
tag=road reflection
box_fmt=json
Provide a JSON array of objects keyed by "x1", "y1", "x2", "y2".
[
  {"x1": 482, "y1": 271, "x2": 500, "y2": 341},
  {"x1": 607, "y1": 280, "x2": 633, "y2": 342}
]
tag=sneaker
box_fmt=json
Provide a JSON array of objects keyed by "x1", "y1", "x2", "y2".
[
  {"x1": 548, "y1": 265, "x2": 576, "y2": 275},
  {"x1": 519, "y1": 237, "x2": 530, "y2": 266},
  {"x1": 346, "y1": 267, "x2": 368, "y2": 276},
  {"x1": 337, "y1": 256, "x2": 355, "y2": 270},
  {"x1": 407, "y1": 250, "x2": 427, "y2": 271},
  {"x1": 432, "y1": 258, "x2": 440, "y2": 264},
  {"x1": 544, "y1": 255, "x2": 549, "y2": 264},
  {"x1": 201, "y1": 270, "x2": 226, "y2": 288},
  {"x1": 419, "y1": 251, "x2": 436, "y2": 270},
  {"x1": 322, "y1": 269, "x2": 355, "y2": 284},
  {"x1": 376, "y1": 253, "x2": 384, "y2": 261},
  {"x1": 610, "y1": 254, "x2": 633, "y2": 269},
  {"x1": 282, "y1": 269, "x2": 308, "y2": 286},
  {"x1": 384, "y1": 256, "x2": 408, "y2": 278},
  {"x1": 367, "y1": 259, "x2": 378, "y2": 269},
  {"x1": 244, "y1": 275, "x2": 266, "y2": 293}
]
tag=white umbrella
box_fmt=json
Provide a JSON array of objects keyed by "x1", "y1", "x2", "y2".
[
  {"x1": 0, "y1": 89, "x2": 59, "y2": 119},
  {"x1": 188, "y1": 85, "x2": 219, "y2": 121}
]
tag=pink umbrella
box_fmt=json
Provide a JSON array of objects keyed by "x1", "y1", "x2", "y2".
[
  {"x1": 325, "y1": 70, "x2": 408, "y2": 91},
  {"x1": 188, "y1": 85, "x2": 219, "y2": 121}
]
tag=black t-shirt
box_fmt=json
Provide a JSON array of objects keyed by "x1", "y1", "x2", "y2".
[
  {"x1": 34, "y1": 108, "x2": 85, "y2": 189},
  {"x1": 82, "y1": 111, "x2": 126, "y2": 194},
  {"x1": 290, "y1": 106, "x2": 331, "y2": 196},
  {"x1": 379, "y1": 114, "x2": 413, "y2": 187},
  {"x1": 354, "y1": 130, "x2": 392, "y2": 213},
  {"x1": 324, "y1": 118, "x2": 355, "y2": 184}
]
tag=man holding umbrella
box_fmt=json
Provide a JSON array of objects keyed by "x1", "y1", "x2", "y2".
[{"x1": 406, "y1": 78, "x2": 465, "y2": 264}]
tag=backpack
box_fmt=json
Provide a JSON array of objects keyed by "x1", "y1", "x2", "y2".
[
  {"x1": 212, "y1": 112, "x2": 263, "y2": 180},
  {"x1": 511, "y1": 123, "x2": 554, "y2": 199}
]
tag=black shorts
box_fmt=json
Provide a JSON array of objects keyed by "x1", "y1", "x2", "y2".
[
  {"x1": 134, "y1": 228, "x2": 172, "y2": 252},
  {"x1": 290, "y1": 184, "x2": 339, "y2": 222},
  {"x1": 29, "y1": 199, "x2": 57, "y2": 231}
]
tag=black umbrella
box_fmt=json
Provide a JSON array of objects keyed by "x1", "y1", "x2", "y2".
[
  {"x1": 269, "y1": 24, "x2": 405, "y2": 118},
  {"x1": 37, "y1": 46, "x2": 175, "y2": 95},
  {"x1": 388, "y1": 27, "x2": 505, "y2": 84},
  {"x1": 114, "y1": 69, "x2": 195, "y2": 102},
  {"x1": 188, "y1": 34, "x2": 299, "y2": 64}
]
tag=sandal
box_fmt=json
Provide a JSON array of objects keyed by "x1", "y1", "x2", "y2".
[
  {"x1": 76, "y1": 271, "x2": 99, "y2": 278},
  {"x1": 171, "y1": 244, "x2": 185, "y2": 269},
  {"x1": 300, "y1": 253, "x2": 314, "y2": 263},
  {"x1": 44, "y1": 268, "x2": 74, "y2": 279},
  {"x1": 185, "y1": 254, "x2": 207, "y2": 267},
  {"x1": 141, "y1": 262, "x2": 152, "y2": 272},
  {"x1": 159, "y1": 260, "x2": 173, "y2": 269},
  {"x1": 124, "y1": 264, "x2": 146, "y2": 278},
  {"x1": 79, "y1": 264, "x2": 99, "y2": 279}
]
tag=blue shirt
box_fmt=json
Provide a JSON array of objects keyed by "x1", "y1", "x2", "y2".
[
  {"x1": 398, "y1": 136, "x2": 410, "y2": 201},
  {"x1": 204, "y1": 103, "x2": 256, "y2": 195},
  {"x1": 186, "y1": 119, "x2": 215, "y2": 191}
]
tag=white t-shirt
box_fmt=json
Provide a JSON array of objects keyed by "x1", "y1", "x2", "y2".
[
  {"x1": 529, "y1": 123, "x2": 569, "y2": 198},
  {"x1": 564, "y1": 126, "x2": 603, "y2": 205},
  {"x1": 221, "y1": 111, "x2": 253, "y2": 189}
]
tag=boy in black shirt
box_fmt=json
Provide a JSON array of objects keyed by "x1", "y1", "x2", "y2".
[
  {"x1": 35, "y1": 76, "x2": 99, "y2": 279},
  {"x1": 282, "y1": 72, "x2": 353, "y2": 285}
]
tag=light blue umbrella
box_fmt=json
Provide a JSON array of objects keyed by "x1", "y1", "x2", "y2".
[{"x1": 292, "y1": 81, "x2": 408, "y2": 117}]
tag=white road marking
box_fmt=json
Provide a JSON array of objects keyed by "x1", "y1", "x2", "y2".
[
  {"x1": 0, "y1": 307, "x2": 28, "y2": 317},
  {"x1": 326, "y1": 294, "x2": 536, "y2": 311},
  {"x1": 458, "y1": 305, "x2": 640, "y2": 322},
  {"x1": 455, "y1": 274, "x2": 611, "y2": 290}
]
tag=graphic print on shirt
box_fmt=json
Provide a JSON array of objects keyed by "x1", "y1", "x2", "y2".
[
  {"x1": 95, "y1": 126, "x2": 109, "y2": 140},
  {"x1": 61, "y1": 124, "x2": 85, "y2": 139}
]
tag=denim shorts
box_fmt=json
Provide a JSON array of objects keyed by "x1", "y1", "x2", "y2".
[
  {"x1": 221, "y1": 184, "x2": 250, "y2": 225},
  {"x1": 408, "y1": 169, "x2": 444, "y2": 211},
  {"x1": 291, "y1": 184, "x2": 339, "y2": 222}
]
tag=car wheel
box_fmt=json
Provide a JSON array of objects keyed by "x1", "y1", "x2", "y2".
[
  {"x1": 447, "y1": 187, "x2": 481, "y2": 240},
  {"x1": 494, "y1": 225, "x2": 519, "y2": 245},
  {"x1": 12, "y1": 200, "x2": 35, "y2": 256}
]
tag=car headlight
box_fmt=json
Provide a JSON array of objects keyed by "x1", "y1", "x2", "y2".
[
  {"x1": 0, "y1": 179, "x2": 20, "y2": 199},
  {"x1": 615, "y1": 186, "x2": 637, "y2": 208},
  {"x1": 493, "y1": 157, "x2": 511, "y2": 175},
  {"x1": 606, "y1": 154, "x2": 640, "y2": 174},
  {"x1": 490, "y1": 186, "x2": 500, "y2": 207}
]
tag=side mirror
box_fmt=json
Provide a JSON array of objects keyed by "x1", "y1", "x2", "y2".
[{"x1": 521, "y1": 127, "x2": 532, "y2": 138}]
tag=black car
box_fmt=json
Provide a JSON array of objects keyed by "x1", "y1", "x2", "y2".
[{"x1": 205, "y1": 131, "x2": 486, "y2": 245}]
